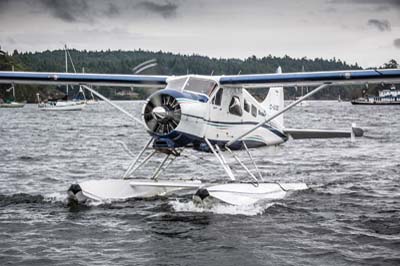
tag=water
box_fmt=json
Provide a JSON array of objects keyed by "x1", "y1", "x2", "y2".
[{"x1": 1, "y1": 101, "x2": 399, "y2": 265}]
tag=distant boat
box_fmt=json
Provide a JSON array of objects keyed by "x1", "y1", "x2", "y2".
[
  {"x1": 351, "y1": 85, "x2": 400, "y2": 105},
  {"x1": 36, "y1": 93, "x2": 85, "y2": 111},
  {"x1": 0, "y1": 101, "x2": 25, "y2": 108},
  {"x1": 83, "y1": 85, "x2": 99, "y2": 105},
  {"x1": 36, "y1": 45, "x2": 87, "y2": 111},
  {"x1": 297, "y1": 65, "x2": 309, "y2": 106},
  {"x1": 0, "y1": 83, "x2": 25, "y2": 108},
  {"x1": 86, "y1": 99, "x2": 99, "y2": 105}
]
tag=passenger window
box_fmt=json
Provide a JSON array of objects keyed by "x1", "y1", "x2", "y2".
[
  {"x1": 212, "y1": 88, "x2": 223, "y2": 106},
  {"x1": 251, "y1": 104, "x2": 257, "y2": 117},
  {"x1": 229, "y1": 96, "x2": 243, "y2": 116},
  {"x1": 244, "y1": 99, "x2": 250, "y2": 113}
]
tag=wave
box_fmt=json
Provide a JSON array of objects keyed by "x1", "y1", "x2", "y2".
[
  {"x1": 169, "y1": 199, "x2": 271, "y2": 216},
  {"x1": 0, "y1": 193, "x2": 46, "y2": 207},
  {"x1": 0, "y1": 192, "x2": 70, "y2": 207}
]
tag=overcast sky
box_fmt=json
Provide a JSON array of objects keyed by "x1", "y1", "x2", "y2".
[{"x1": 0, "y1": 0, "x2": 399, "y2": 68}]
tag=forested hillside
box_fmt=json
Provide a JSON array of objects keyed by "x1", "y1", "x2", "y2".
[
  {"x1": 0, "y1": 51, "x2": 64, "y2": 102},
  {"x1": 3, "y1": 48, "x2": 393, "y2": 101}
]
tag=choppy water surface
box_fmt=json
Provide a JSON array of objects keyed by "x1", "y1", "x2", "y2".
[{"x1": 0, "y1": 101, "x2": 399, "y2": 265}]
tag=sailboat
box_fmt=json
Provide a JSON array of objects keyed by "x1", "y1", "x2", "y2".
[
  {"x1": 37, "y1": 45, "x2": 86, "y2": 111},
  {"x1": 297, "y1": 66, "x2": 309, "y2": 106},
  {"x1": 85, "y1": 88, "x2": 99, "y2": 105},
  {"x1": 80, "y1": 69, "x2": 98, "y2": 105},
  {"x1": 0, "y1": 66, "x2": 25, "y2": 108},
  {"x1": 0, "y1": 83, "x2": 25, "y2": 108}
]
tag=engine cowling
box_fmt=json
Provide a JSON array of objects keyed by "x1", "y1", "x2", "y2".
[{"x1": 143, "y1": 92, "x2": 181, "y2": 135}]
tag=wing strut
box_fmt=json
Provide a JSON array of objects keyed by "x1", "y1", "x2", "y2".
[
  {"x1": 81, "y1": 85, "x2": 144, "y2": 126},
  {"x1": 205, "y1": 138, "x2": 235, "y2": 181},
  {"x1": 225, "y1": 83, "x2": 330, "y2": 147}
]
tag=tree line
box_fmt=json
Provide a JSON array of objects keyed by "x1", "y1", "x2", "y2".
[{"x1": 1, "y1": 48, "x2": 397, "y2": 102}]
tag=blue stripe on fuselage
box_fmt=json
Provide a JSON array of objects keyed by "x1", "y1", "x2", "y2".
[{"x1": 181, "y1": 113, "x2": 288, "y2": 140}]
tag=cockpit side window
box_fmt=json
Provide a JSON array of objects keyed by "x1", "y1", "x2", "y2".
[
  {"x1": 244, "y1": 99, "x2": 250, "y2": 113},
  {"x1": 212, "y1": 88, "x2": 223, "y2": 106},
  {"x1": 251, "y1": 104, "x2": 257, "y2": 117},
  {"x1": 229, "y1": 96, "x2": 243, "y2": 116},
  {"x1": 207, "y1": 83, "x2": 218, "y2": 96}
]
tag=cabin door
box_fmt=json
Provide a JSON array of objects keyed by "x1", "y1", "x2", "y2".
[{"x1": 206, "y1": 87, "x2": 243, "y2": 141}]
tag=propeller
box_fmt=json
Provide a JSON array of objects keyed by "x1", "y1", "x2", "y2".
[{"x1": 144, "y1": 93, "x2": 181, "y2": 135}]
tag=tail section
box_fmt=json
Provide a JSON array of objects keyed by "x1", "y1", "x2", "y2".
[{"x1": 262, "y1": 66, "x2": 284, "y2": 127}]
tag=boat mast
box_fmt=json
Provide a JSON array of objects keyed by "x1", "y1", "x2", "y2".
[
  {"x1": 65, "y1": 44, "x2": 68, "y2": 100},
  {"x1": 11, "y1": 65, "x2": 15, "y2": 99},
  {"x1": 301, "y1": 65, "x2": 305, "y2": 97}
]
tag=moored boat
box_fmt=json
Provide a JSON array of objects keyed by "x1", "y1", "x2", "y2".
[
  {"x1": 0, "y1": 82, "x2": 25, "y2": 108},
  {"x1": 37, "y1": 93, "x2": 86, "y2": 111},
  {"x1": 0, "y1": 99, "x2": 25, "y2": 108},
  {"x1": 351, "y1": 85, "x2": 400, "y2": 105}
]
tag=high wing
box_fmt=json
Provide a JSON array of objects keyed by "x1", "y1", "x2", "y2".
[
  {"x1": 219, "y1": 69, "x2": 400, "y2": 88},
  {"x1": 283, "y1": 127, "x2": 364, "y2": 139},
  {"x1": 0, "y1": 71, "x2": 168, "y2": 87},
  {"x1": 2, "y1": 68, "x2": 400, "y2": 88}
]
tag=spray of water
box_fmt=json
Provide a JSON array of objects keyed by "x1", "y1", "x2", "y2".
[{"x1": 169, "y1": 199, "x2": 273, "y2": 216}]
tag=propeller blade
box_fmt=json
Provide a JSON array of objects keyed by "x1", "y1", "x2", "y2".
[
  {"x1": 132, "y1": 59, "x2": 157, "y2": 73},
  {"x1": 148, "y1": 119, "x2": 158, "y2": 131},
  {"x1": 150, "y1": 94, "x2": 162, "y2": 106}
]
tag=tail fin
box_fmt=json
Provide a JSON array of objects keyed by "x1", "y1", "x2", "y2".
[{"x1": 262, "y1": 66, "x2": 284, "y2": 127}]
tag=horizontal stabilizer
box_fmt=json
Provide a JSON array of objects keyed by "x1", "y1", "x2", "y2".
[{"x1": 283, "y1": 127, "x2": 363, "y2": 139}]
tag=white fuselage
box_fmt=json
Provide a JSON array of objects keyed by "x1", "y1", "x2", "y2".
[{"x1": 144, "y1": 75, "x2": 287, "y2": 148}]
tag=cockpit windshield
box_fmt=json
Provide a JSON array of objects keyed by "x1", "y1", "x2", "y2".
[
  {"x1": 166, "y1": 77, "x2": 187, "y2": 91},
  {"x1": 183, "y1": 77, "x2": 217, "y2": 96}
]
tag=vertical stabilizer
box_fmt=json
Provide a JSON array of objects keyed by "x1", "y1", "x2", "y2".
[{"x1": 262, "y1": 67, "x2": 284, "y2": 127}]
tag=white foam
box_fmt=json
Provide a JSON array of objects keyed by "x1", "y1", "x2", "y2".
[
  {"x1": 169, "y1": 199, "x2": 273, "y2": 216},
  {"x1": 44, "y1": 192, "x2": 68, "y2": 203}
]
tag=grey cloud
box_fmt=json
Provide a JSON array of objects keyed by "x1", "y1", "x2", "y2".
[
  {"x1": 39, "y1": 0, "x2": 90, "y2": 22},
  {"x1": 136, "y1": 1, "x2": 178, "y2": 18},
  {"x1": 0, "y1": 0, "x2": 180, "y2": 22},
  {"x1": 330, "y1": 0, "x2": 400, "y2": 6},
  {"x1": 394, "y1": 38, "x2": 400, "y2": 48},
  {"x1": 104, "y1": 3, "x2": 120, "y2": 17},
  {"x1": 367, "y1": 19, "x2": 391, "y2": 31},
  {"x1": 324, "y1": 7, "x2": 337, "y2": 13},
  {"x1": 7, "y1": 37, "x2": 16, "y2": 45},
  {"x1": 0, "y1": 0, "x2": 12, "y2": 14},
  {"x1": 329, "y1": 0, "x2": 400, "y2": 11}
]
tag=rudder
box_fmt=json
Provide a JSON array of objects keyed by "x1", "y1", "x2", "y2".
[{"x1": 262, "y1": 66, "x2": 284, "y2": 127}]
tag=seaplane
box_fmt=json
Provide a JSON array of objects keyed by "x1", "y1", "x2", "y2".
[{"x1": 1, "y1": 66, "x2": 400, "y2": 206}]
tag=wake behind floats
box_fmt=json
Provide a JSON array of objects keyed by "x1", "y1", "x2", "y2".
[{"x1": 1, "y1": 67, "x2": 400, "y2": 206}]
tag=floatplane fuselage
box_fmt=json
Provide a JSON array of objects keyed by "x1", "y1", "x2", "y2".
[
  {"x1": 143, "y1": 75, "x2": 286, "y2": 152},
  {"x1": 1, "y1": 67, "x2": 400, "y2": 205}
]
